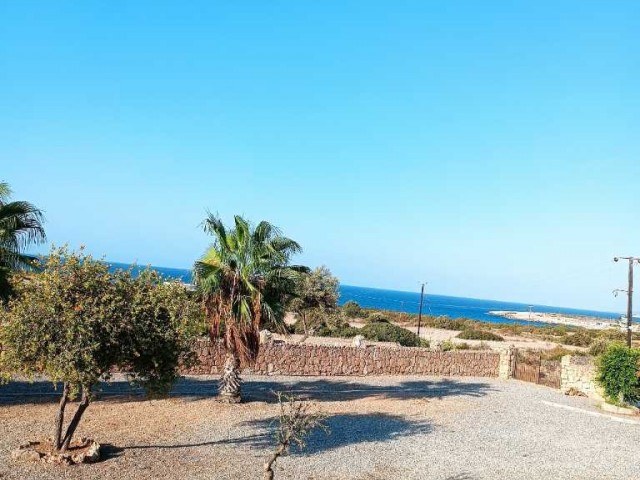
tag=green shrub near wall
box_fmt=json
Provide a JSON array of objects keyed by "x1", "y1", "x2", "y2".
[
  {"x1": 596, "y1": 344, "x2": 640, "y2": 404},
  {"x1": 457, "y1": 329, "x2": 504, "y2": 341},
  {"x1": 359, "y1": 322, "x2": 427, "y2": 347}
]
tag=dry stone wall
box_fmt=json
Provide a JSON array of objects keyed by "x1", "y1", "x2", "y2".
[
  {"x1": 560, "y1": 355, "x2": 604, "y2": 400},
  {"x1": 182, "y1": 340, "x2": 501, "y2": 377}
]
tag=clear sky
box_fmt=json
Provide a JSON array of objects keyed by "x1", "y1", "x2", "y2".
[{"x1": 1, "y1": 1, "x2": 638, "y2": 312}]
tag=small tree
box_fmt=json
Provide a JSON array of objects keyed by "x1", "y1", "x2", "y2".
[
  {"x1": 289, "y1": 266, "x2": 339, "y2": 335},
  {"x1": 0, "y1": 247, "x2": 195, "y2": 453},
  {"x1": 263, "y1": 392, "x2": 328, "y2": 480}
]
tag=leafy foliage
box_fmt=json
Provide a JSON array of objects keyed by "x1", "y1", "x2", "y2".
[
  {"x1": 0, "y1": 181, "x2": 46, "y2": 300},
  {"x1": 359, "y1": 322, "x2": 427, "y2": 347},
  {"x1": 301, "y1": 311, "x2": 359, "y2": 338},
  {"x1": 194, "y1": 214, "x2": 308, "y2": 365},
  {"x1": 288, "y1": 266, "x2": 339, "y2": 334},
  {"x1": 342, "y1": 300, "x2": 362, "y2": 318},
  {"x1": 596, "y1": 344, "x2": 640, "y2": 404},
  {"x1": 366, "y1": 312, "x2": 391, "y2": 324},
  {"x1": 0, "y1": 247, "x2": 196, "y2": 449},
  {"x1": 456, "y1": 329, "x2": 504, "y2": 341},
  {"x1": 289, "y1": 266, "x2": 339, "y2": 313}
]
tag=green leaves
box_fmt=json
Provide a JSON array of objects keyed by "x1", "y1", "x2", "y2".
[
  {"x1": 0, "y1": 246, "x2": 197, "y2": 398},
  {"x1": 596, "y1": 344, "x2": 640, "y2": 404},
  {"x1": 0, "y1": 181, "x2": 45, "y2": 299},
  {"x1": 194, "y1": 214, "x2": 307, "y2": 364}
]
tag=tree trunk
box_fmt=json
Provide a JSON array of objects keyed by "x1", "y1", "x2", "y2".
[
  {"x1": 263, "y1": 443, "x2": 287, "y2": 480},
  {"x1": 218, "y1": 351, "x2": 241, "y2": 403},
  {"x1": 299, "y1": 312, "x2": 309, "y2": 343},
  {"x1": 54, "y1": 383, "x2": 70, "y2": 450},
  {"x1": 60, "y1": 386, "x2": 90, "y2": 452}
]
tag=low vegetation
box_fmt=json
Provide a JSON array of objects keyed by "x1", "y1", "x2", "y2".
[
  {"x1": 342, "y1": 300, "x2": 363, "y2": 318},
  {"x1": 359, "y1": 321, "x2": 428, "y2": 347},
  {"x1": 457, "y1": 329, "x2": 504, "y2": 341},
  {"x1": 340, "y1": 303, "x2": 632, "y2": 352},
  {"x1": 596, "y1": 344, "x2": 640, "y2": 405}
]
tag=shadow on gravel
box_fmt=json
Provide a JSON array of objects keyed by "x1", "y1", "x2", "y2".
[
  {"x1": 242, "y1": 377, "x2": 495, "y2": 403},
  {"x1": 119, "y1": 413, "x2": 431, "y2": 455},
  {"x1": 0, "y1": 376, "x2": 494, "y2": 405},
  {"x1": 0, "y1": 378, "x2": 218, "y2": 405},
  {"x1": 237, "y1": 412, "x2": 432, "y2": 454}
]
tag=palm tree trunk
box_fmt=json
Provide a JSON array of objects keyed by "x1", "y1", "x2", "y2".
[{"x1": 218, "y1": 351, "x2": 241, "y2": 403}]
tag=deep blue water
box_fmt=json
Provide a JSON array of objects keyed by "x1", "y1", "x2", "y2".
[{"x1": 108, "y1": 262, "x2": 621, "y2": 328}]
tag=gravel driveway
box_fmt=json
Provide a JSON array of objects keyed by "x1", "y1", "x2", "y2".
[{"x1": 1, "y1": 375, "x2": 638, "y2": 479}]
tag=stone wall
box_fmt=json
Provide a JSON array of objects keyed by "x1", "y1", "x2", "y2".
[
  {"x1": 560, "y1": 355, "x2": 604, "y2": 400},
  {"x1": 182, "y1": 340, "x2": 501, "y2": 377}
]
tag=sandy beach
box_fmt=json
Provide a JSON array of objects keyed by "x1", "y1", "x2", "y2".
[{"x1": 488, "y1": 310, "x2": 637, "y2": 331}]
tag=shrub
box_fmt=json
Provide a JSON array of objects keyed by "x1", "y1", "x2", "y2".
[
  {"x1": 596, "y1": 344, "x2": 640, "y2": 404},
  {"x1": 561, "y1": 330, "x2": 594, "y2": 347},
  {"x1": 425, "y1": 316, "x2": 469, "y2": 331},
  {"x1": 366, "y1": 312, "x2": 390, "y2": 324},
  {"x1": 540, "y1": 346, "x2": 574, "y2": 361},
  {"x1": 342, "y1": 300, "x2": 362, "y2": 318},
  {"x1": 588, "y1": 337, "x2": 612, "y2": 357},
  {"x1": 305, "y1": 312, "x2": 359, "y2": 338},
  {"x1": 0, "y1": 247, "x2": 195, "y2": 453},
  {"x1": 454, "y1": 342, "x2": 470, "y2": 350},
  {"x1": 440, "y1": 340, "x2": 455, "y2": 351},
  {"x1": 457, "y1": 329, "x2": 503, "y2": 341},
  {"x1": 359, "y1": 322, "x2": 425, "y2": 347}
]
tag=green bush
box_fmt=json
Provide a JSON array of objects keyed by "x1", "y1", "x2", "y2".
[
  {"x1": 596, "y1": 344, "x2": 640, "y2": 404},
  {"x1": 366, "y1": 312, "x2": 390, "y2": 324},
  {"x1": 359, "y1": 322, "x2": 425, "y2": 347},
  {"x1": 0, "y1": 247, "x2": 195, "y2": 451},
  {"x1": 457, "y1": 329, "x2": 503, "y2": 341},
  {"x1": 425, "y1": 316, "x2": 469, "y2": 331},
  {"x1": 342, "y1": 300, "x2": 362, "y2": 318},
  {"x1": 440, "y1": 340, "x2": 455, "y2": 351}
]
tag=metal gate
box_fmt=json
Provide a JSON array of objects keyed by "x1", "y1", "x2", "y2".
[{"x1": 513, "y1": 351, "x2": 561, "y2": 389}]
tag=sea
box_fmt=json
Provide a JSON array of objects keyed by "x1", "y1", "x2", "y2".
[{"x1": 108, "y1": 262, "x2": 621, "y2": 328}]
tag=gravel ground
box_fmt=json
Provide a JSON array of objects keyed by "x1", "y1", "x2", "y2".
[{"x1": 1, "y1": 375, "x2": 638, "y2": 479}]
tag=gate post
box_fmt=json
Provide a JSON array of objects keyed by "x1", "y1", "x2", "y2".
[{"x1": 498, "y1": 346, "x2": 516, "y2": 379}]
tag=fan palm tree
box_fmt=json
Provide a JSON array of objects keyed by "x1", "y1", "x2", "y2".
[
  {"x1": 0, "y1": 182, "x2": 46, "y2": 300},
  {"x1": 194, "y1": 214, "x2": 308, "y2": 403}
]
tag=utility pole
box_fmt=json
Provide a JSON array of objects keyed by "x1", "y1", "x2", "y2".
[
  {"x1": 417, "y1": 282, "x2": 426, "y2": 338},
  {"x1": 613, "y1": 256, "x2": 640, "y2": 348}
]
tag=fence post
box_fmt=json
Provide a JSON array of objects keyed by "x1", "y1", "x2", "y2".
[{"x1": 498, "y1": 346, "x2": 516, "y2": 379}]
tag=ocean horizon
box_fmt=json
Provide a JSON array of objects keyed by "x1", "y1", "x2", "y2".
[{"x1": 107, "y1": 261, "x2": 621, "y2": 327}]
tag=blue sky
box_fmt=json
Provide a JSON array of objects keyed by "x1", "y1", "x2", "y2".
[{"x1": 1, "y1": 1, "x2": 638, "y2": 312}]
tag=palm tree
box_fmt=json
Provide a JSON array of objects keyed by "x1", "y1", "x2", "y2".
[
  {"x1": 0, "y1": 182, "x2": 46, "y2": 300},
  {"x1": 194, "y1": 214, "x2": 308, "y2": 403}
]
